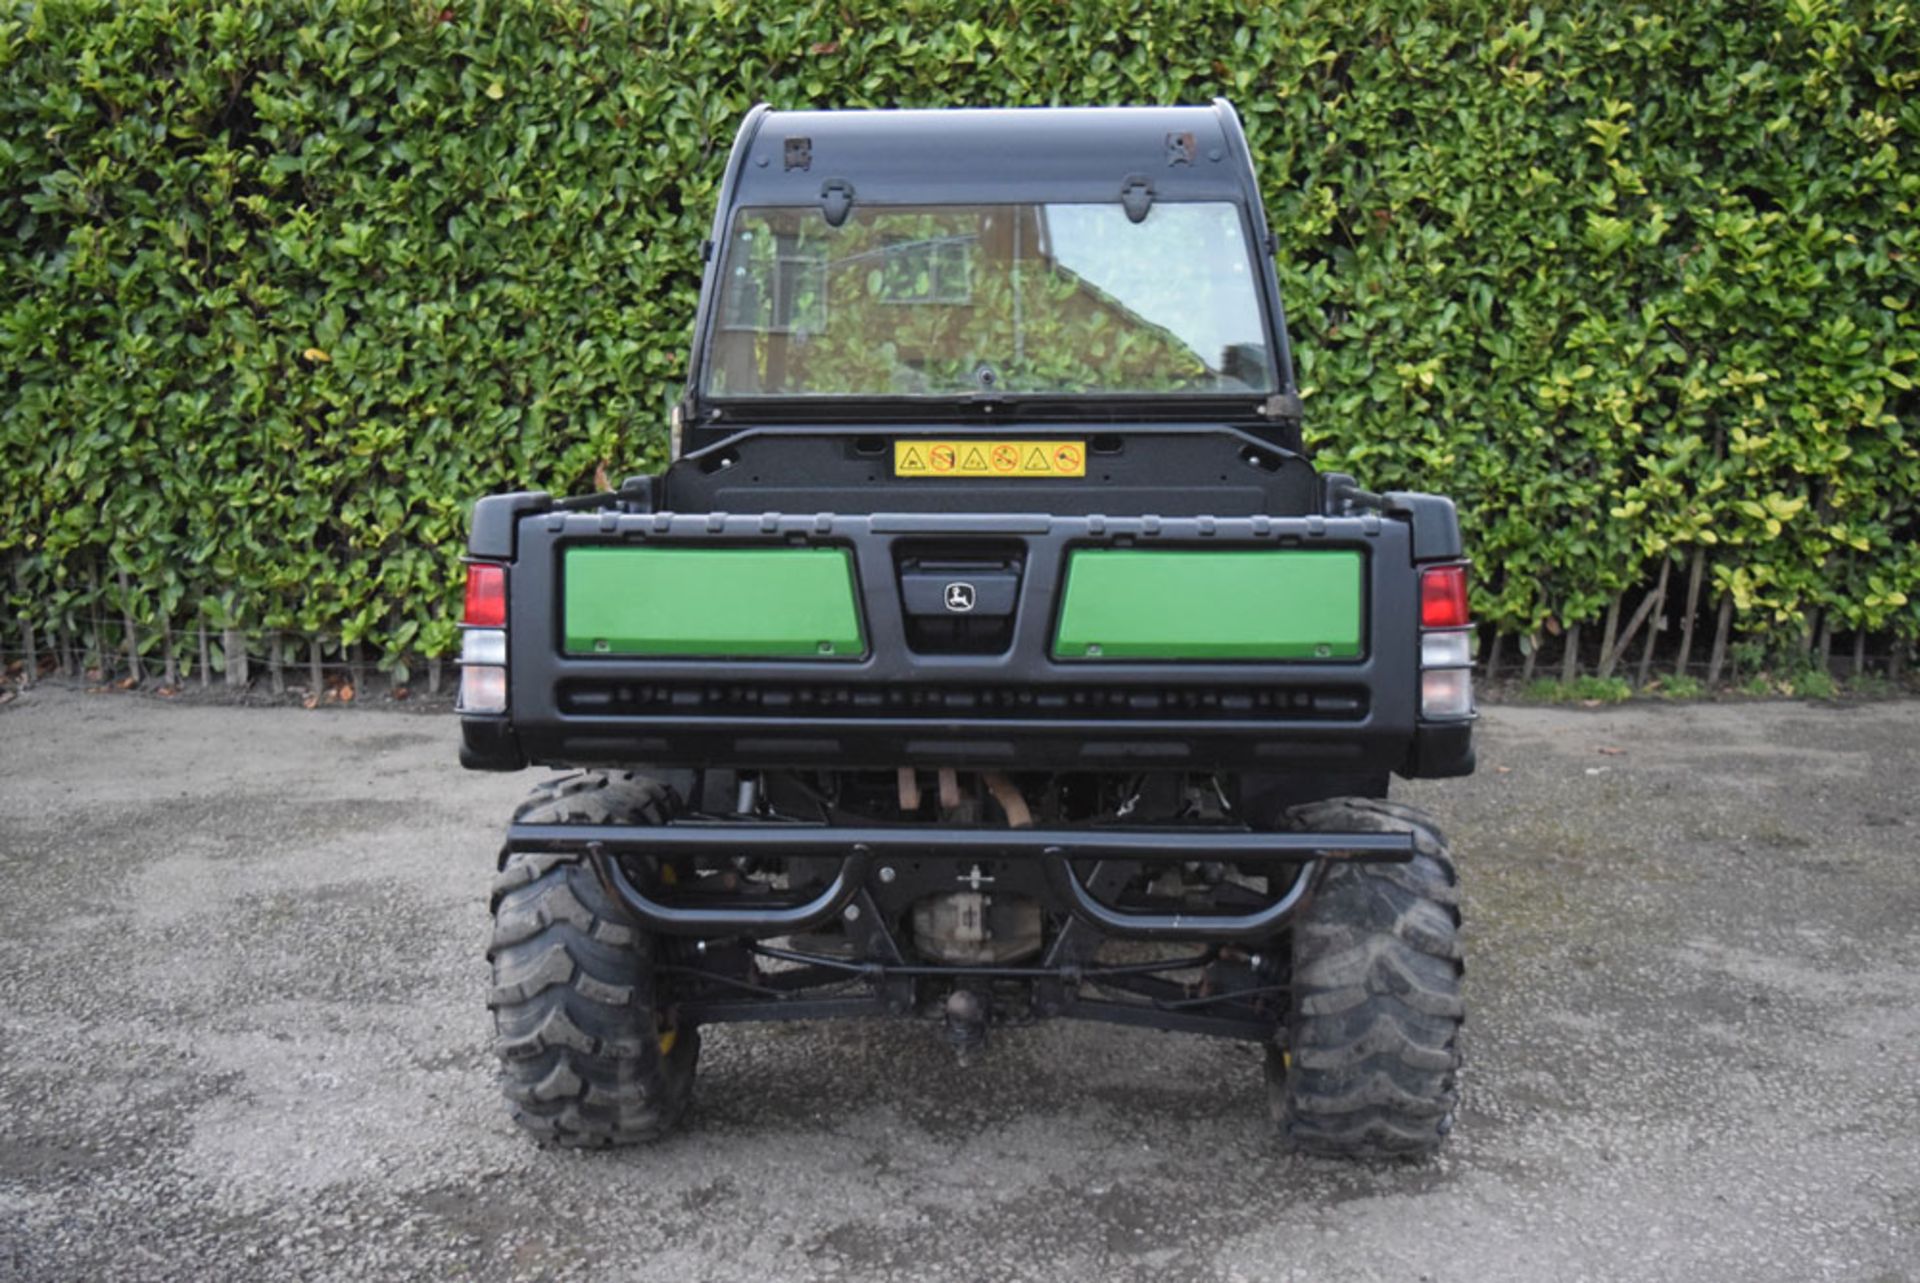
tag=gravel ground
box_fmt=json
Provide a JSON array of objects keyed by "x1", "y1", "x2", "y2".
[{"x1": 0, "y1": 689, "x2": 1916, "y2": 1282}]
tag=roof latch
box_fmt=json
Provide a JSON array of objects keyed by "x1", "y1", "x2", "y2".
[
  {"x1": 820, "y1": 178, "x2": 855, "y2": 228},
  {"x1": 1119, "y1": 174, "x2": 1154, "y2": 224}
]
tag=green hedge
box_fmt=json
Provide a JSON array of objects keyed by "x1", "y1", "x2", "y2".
[{"x1": 3, "y1": 0, "x2": 1916, "y2": 687}]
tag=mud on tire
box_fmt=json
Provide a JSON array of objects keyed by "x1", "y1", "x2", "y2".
[
  {"x1": 1269, "y1": 797, "x2": 1464, "y2": 1159},
  {"x1": 488, "y1": 772, "x2": 698, "y2": 1146}
]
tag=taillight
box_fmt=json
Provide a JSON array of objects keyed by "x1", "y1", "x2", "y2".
[
  {"x1": 458, "y1": 665, "x2": 508, "y2": 714},
  {"x1": 1420, "y1": 668, "x2": 1473, "y2": 719},
  {"x1": 1420, "y1": 630, "x2": 1472, "y2": 668},
  {"x1": 458, "y1": 563, "x2": 508, "y2": 714},
  {"x1": 1419, "y1": 565, "x2": 1469, "y2": 629},
  {"x1": 464, "y1": 563, "x2": 507, "y2": 628},
  {"x1": 1418, "y1": 563, "x2": 1473, "y2": 719}
]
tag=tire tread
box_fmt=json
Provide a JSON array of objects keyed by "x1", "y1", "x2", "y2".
[
  {"x1": 488, "y1": 771, "x2": 696, "y2": 1148},
  {"x1": 1271, "y1": 796, "x2": 1464, "y2": 1160}
]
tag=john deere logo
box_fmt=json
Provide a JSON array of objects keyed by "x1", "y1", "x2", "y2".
[{"x1": 944, "y1": 582, "x2": 976, "y2": 613}]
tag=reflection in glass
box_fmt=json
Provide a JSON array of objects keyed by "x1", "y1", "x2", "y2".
[{"x1": 707, "y1": 203, "x2": 1273, "y2": 398}]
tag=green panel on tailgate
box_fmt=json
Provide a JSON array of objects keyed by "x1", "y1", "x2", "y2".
[
  {"x1": 1053, "y1": 549, "x2": 1364, "y2": 660},
  {"x1": 564, "y1": 547, "x2": 865, "y2": 658}
]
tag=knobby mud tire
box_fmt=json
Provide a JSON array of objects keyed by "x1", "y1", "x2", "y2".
[
  {"x1": 488, "y1": 772, "x2": 698, "y2": 1146},
  {"x1": 1269, "y1": 797, "x2": 1464, "y2": 1159}
]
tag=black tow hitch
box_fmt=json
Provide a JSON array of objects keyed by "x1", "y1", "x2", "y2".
[{"x1": 943, "y1": 989, "x2": 990, "y2": 1060}]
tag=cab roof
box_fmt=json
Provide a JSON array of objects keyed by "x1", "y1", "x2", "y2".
[{"x1": 722, "y1": 101, "x2": 1262, "y2": 210}]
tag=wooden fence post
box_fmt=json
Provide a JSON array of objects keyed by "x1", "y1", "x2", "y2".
[
  {"x1": 1706, "y1": 597, "x2": 1733, "y2": 688},
  {"x1": 1595, "y1": 593, "x2": 1623, "y2": 681},
  {"x1": 1636, "y1": 556, "x2": 1672, "y2": 688},
  {"x1": 161, "y1": 617, "x2": 178, "y2": 689},
  {"x1": 10, "y1": 560, "x2": 34, "y2": 688},
  {"x1": 1674, "y1": 547, "x2": 1705, "y2": 677},
  {"x1": 224, "y1": 625, "x2": 249, "y2": 689},
  {"x1": 88, "y1": 564, "x2": 106, "y2": 679},
  {"x1": 1601, "y1": 574, "x2": 1668, "y2": 683},
  {"x1": 116, "y1": 567, "x2": 144, "y2": 685}
]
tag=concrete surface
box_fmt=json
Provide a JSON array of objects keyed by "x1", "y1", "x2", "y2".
[{"x1": 0, "y1": 689, "x2": 1916, "y2": 1282}]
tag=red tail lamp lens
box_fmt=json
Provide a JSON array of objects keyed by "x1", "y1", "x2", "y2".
[
  {"x1": 464, "y1": 564, "x2": 507, "y2": 627},
  {"x1": 1420, "y1": 565, "x2": 1469, "y2": 629}
]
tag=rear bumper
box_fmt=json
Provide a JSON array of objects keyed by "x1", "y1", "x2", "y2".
[
  {"x1": 465, "y1": 507, "x2": 1474, "y2": 776},
  {"x1": 504, "y1": 816, "x2": 1415, "y2": 941}
]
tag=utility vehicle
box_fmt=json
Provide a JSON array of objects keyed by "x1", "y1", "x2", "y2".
[{"x1": 459, "y1": 102, "x2": 1473, "y2": 1158}]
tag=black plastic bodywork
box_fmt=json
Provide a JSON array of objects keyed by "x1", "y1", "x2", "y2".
[
  {"x1": 462, "y1": 477, "x2": 1471, "y2": 779},
  {"x1": 665, "y1": 426, "x2": 1318, "y2": 516},
  {"x1": 463, "y1": 438, "x2": 1474, "y2": 779}
]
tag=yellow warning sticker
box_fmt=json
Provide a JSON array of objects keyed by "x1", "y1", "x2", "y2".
[{"x1": 894, "y1": 440, "x2": 1086, "y2": 478}]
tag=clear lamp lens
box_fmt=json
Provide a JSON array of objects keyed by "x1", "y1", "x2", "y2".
[
  {"x1": 1421, "y1": 668, "x2": 1473, "y2": 719},
  {"x1": 461, "y1": 628, "x2": 507, "y2": 666},
  {"x1": 1420, "y1": 629, "x2": 1472, "y2": 669},
  {"x1": 459, "y1": 665, "x2": 508, "y2": 714}
]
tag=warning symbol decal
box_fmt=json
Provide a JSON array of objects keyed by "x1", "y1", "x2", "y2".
[{"x1": 893, "y1": 440, "x2": 1088, "y2": 479}]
